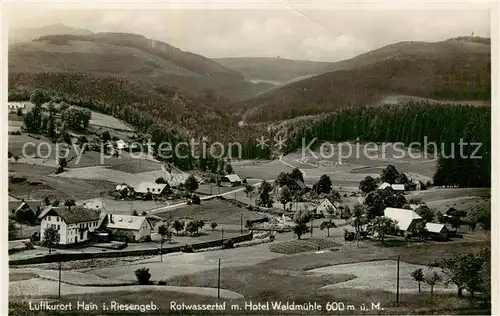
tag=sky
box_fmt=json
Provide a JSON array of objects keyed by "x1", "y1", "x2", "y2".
[{"x1": 8, "y1": 7, "x2": 491, "y2": 62}]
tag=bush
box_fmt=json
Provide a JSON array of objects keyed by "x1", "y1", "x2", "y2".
[
  {"x1": 223, "y1": 239, "x2": 235, "y2": 249},
  {"x1": 181, "y1": 244, "x2": 194, "y2": 253},
  {"x1": 134, "y1": 268, "x2": 151, "y2": 285},
  {"x1": 157, "y1": 280, "x2": 167, "y2": 286},
  {"x1": 191, "y1": 194, "x2": 201, "y2": 205}
]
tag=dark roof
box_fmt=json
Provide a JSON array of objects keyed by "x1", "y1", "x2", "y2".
[
  {"x1": 9, "y1": 200, "x2": 43, "y2": 212},
  {"x1": 40, "y1": 206, "x2": 101, "y2": 224}
]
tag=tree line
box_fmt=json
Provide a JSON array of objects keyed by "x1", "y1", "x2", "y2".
[{"x1": 282, "y1": 103, "x2": 490, "y2": 187}]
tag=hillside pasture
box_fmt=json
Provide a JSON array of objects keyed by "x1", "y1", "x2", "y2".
[
  {"x1": 232, "y1": 160, "x2": 292, "y2": 180},
  {"x1": 8, "y1": 171, "x2": 115, "y2": 201}
]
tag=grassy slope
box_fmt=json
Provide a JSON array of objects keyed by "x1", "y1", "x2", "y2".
[{"x1": 239, "y1": 38, "x2": 491, "y2": 122}]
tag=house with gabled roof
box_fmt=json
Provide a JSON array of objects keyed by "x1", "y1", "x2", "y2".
[
  {"x1": 315, "y1": 198, "x2": 341, "y2": 217},
  {"x1": 425, "y1": 222, "x2": 449, "y2": 241},
  {"x1": 384, "y1": 207, "x2": 422, "y2": 232},
  {"x1": 102, "y1": 214, "x2": 152, "y2": 242},
  {"x1": 221, "y1": 174, "x2": 242, "y2": 186},
  {"x1": 38, "y1": 206, "x2": 101, "y2": 244},
  {"x1": 133, "y1": 182, "x2": 168, "y2": 196},
  {"x1": 9, "y1": 200, "x2": 43, "y2": 215}
]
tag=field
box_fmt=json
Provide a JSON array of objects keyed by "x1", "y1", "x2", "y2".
[
  {"x1": 230, "y1": 144, "x2": 435, "y2": 191},
  {"x1": 73, "y1": 105, "x2": 134, "y2": 131},
  {"x1": 8, "y1": 168, "x2": 115, "y2": 201},
  {"x1": 155, "y1": 198, "x2": 266, "y2": 226},
  {"x1": 232, "y1": 160, "x2": 293, "y2": 180}
]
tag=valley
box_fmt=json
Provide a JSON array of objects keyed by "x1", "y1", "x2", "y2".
[{"x1": 6, "y1": 19, "x2": 492, "y2": 316}]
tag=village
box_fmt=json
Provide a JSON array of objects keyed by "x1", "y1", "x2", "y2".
[{"x1": 8, "y1": 100, "x2": 491, "y2": 315}]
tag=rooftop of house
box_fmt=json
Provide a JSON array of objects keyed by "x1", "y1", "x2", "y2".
[
  {"x1": 222, "y1": 174, "x2": 242, "y2": 182},
  {"x1": 106, "y1": 214, "x2": 150, "y2": 231},
  {"x1": 38, "y1": 206, "x2": 101, "y2": 224},
  {"x1": 384, "y1": 207, "x2": 422, "y2": 231},
  {"x1": 9, "y1": 200, "x2": 44, "y2": 213},
  {"x1": 426, "y1": 222, "x2": 447, "y2": 233},
  {"x1": 134, "y1": 182, "x2": 168, "y2": 194}
]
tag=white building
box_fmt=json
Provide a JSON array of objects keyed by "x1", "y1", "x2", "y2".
[
  {"x1": 391, "y1": 184, "x2": 405, "y2": 192},
  {"x1": 105, "y1": 214, "x2": 152, "y2": 242},
  {"x1": 315, "y1": 198, "x2": 340, "y2": 217},
  {"x1": 378, "y1": 182, "x2": 405, "y2": 192},
  {"x1": 133, "y1": 182, "x2": 168, "y2": 195},
  {"x1": 8, "y1": 102, "x2": 27, "y2": 110},
  {"x1": 38, "y1": 206, "x2": 101, "y2": 245}
]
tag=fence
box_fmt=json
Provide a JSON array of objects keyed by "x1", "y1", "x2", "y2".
[{"x1": 9, "y1": 233, "x2": 253, "y2": 266}]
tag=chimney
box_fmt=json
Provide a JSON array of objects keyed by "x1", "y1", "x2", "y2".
[{"x1": 109, "y1": 214, "x2": 113, "y2": 223}]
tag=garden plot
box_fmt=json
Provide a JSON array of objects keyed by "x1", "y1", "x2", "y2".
[
  {"x1": 268, "y1": 238, "x2": 341, "y2": 255},
  {"x1": 310, "y1": 260, "x2": 454, "y2": 294}
]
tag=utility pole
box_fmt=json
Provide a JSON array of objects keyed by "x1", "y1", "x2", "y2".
[
  {"x1": 217, "y1": 258, "x2": 221, "y2": 300},
  {"x1": 310, "y1": 219, "x2": 313, "y2": 237},
  {"x1": 58, "y1": 255, "x2": 62, "y2": 298},
  {"x1": 240, "y1": 213, "x2": 243, "y2": 234},
  {"x1": 396, "y1": 255, "x2": 400, "y2": 304}
]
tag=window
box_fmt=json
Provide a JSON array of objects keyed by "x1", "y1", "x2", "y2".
[
  {"x1": 57, "y1": 225, "x2": 60, "y2": 230},
  {"x1": 48, "y1": 216, "x2": 51, "y2": 221},
  {"x1": 56, "y1": 217, "x2": 60, "y2": 222}
]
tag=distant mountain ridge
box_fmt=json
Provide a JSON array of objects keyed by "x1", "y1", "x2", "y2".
[
  {"x1": 237, "y1": 37, "x2": 491, "y2": 122},
  {"x1": 9, "y1": 23, "x2": 94, "y2": 43},
  {"x1": 8, "y1": 31, "x2": 272, "y2": 101}
]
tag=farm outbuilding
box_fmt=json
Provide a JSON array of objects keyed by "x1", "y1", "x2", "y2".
[
  {"x1": 221, "y1": 174, "x2": 242, "y2": 186},
  {"x1": 425, "y1": 222, "x2": 449, "y2": 241}
]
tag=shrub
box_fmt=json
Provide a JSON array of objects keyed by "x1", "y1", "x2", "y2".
[
  {"x1": 191, "y1": 194, "x2": 201, "y2": 205},
  {"x1": 157, "y1": 280, "x2": 167, "y2": 286},
  {"x1": 223, "y1": 239, "x2": 235, "y2": 249},
  {"x1": 181, "y1": 244, "x2": 194, "y2": 253},
  {"x1": 134, "y1": 268, "x2": 151, "y2": 285}
]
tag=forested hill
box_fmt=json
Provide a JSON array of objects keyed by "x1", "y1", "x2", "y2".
[
  {"x1": 8, "y1": 72, "x2": 236, "y2": 137},
  {"x1": 8, "y1": 32, "x2": 272, "y2": 101},
  {"x1": 238, "y1": 37, "x2": 491, "y2": 123}
]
